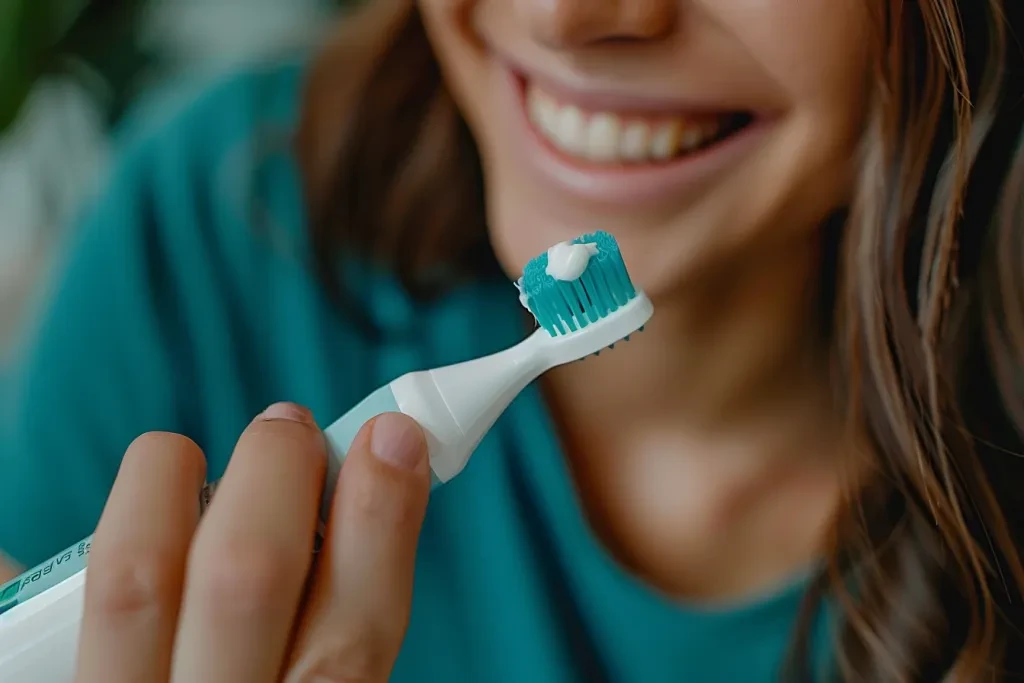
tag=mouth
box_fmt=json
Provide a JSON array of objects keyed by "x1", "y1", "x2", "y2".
[
  {"x1": 524, "y1": 81, "x2": 755, "y2": 167},
  {"x1": 500, "y1": 66, "x2": 770, "y2": 206}
]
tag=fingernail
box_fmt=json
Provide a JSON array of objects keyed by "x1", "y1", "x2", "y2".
[
  {"x1": 258, "y1": 402, "x2": 313, "y2": 424},
  {"x1": 370, "y1": 412, "x2": 424, "y2": 470}
]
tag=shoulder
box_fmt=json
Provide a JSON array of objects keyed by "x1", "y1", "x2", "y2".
[
  {"x1": 105, "y1": 58, "x2": 310, "y2": 245},
  {"x1": 40, "y1": 58, "x2": 320, "y2": 327},
  {"x1": 119, "y1": 59, "x2": 308, "y2": 156}
]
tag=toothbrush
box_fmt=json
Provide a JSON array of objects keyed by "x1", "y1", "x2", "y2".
[{"x1": 0, "y1": 230, "x2": 653, "y2": 681}]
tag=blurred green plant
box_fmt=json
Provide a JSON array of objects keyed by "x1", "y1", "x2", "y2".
[
  {"x1": 0, "y1": 0, "x2": 68, "y2": 131},
  {"x1": 0, "y1": 0, "x2": 156, "y2": 133},
  {"x1": 0, "y1": 0, "x2": 360, "y2": 135}
]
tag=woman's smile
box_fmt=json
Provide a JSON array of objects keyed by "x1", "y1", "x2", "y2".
[{"x1": 507, "y1": 63, "x2": 772, "y2": 206}]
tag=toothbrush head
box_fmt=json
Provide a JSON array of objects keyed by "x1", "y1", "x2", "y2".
[{"x1": 517, "y1": 232, "x2": 652, "y2": 353}]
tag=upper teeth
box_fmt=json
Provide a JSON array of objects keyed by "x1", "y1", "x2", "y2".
[{"x1": 527, "y1": 84, "x2": 721, "y2": 164}]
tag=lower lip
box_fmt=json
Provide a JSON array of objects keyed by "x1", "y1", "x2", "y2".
[{"x1": 497, "y1": 66, "x2": 772, "y2": 207}]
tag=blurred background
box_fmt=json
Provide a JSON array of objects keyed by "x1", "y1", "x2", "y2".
[{"x1": 0, "y1": 0, "x2": 348, "y2": 358}]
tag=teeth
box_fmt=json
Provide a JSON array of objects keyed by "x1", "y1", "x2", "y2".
[
  {"x1": 586, "y1": 113, "x2": 621, "y2": 161},
  {"x1": 619, "y1": 122, "x2": 650, "y2": 161},
  {"x1": 649, "y1": 122, "x2": 682, "y2": 160},
  {"x1": 556, "y1": 106, "x2": 587, "y2": 154},
  {"x1": 526, "y1": 83, "x2": 725, "y2": 165}
]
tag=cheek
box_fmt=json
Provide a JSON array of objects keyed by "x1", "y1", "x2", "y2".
[
  {"x1": 713, "y1": 0, "x2": 871, "y2": 225},
  {"x1": 420, "y1": 1, "x2": 546, "y2": 276},
  {"x1": 716, "y1": 0, "x2": 871, "y2": 123}
]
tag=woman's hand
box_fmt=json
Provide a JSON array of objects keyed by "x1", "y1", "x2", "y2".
[{"x1": 74, "y1": 402, "x2": 431, "y2": 683}]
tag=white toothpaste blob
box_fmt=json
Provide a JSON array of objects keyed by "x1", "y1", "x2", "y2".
[{"x1": 545, "y1": 241, "x2": 599, "y2": 281}]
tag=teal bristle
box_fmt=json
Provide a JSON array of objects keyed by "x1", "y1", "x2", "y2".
[{"x1": 519, "y1": 231, "x2": 638, "y2": 337}]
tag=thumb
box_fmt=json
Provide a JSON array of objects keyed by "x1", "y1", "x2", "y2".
[{"x1": 284, "y1": 412, "x2": 431, "y2": 682}]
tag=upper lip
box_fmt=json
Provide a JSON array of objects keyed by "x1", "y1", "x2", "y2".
[{"x1": 497, "y1": 53, "x2": 754, "y2": 117}]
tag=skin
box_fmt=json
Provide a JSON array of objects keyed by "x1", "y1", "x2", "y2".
[
  {"x1": 77, "y1": 405, "x2": 431, "y2": 683},
  {"x1": 0, "y1": 0, "x2": 877, "y2": 679},
  {"x1": 421, "y1": 0, "x2": 872, "y2": 600}
]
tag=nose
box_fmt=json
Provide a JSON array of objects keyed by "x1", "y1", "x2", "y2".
[{"x1": 519, "y1": 0, "x2": 676, "y2": 48}]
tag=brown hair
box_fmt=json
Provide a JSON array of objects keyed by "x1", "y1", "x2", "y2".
[{"x1": 296, "y1": 0, "x2": 1024, "y2": 679}]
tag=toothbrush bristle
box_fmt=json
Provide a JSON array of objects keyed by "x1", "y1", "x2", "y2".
[
  {"x1": 519, "y1": 231, "x2": 638, "y2": 339},
  {"x1": 574, "y1": 324, "x2": 646, "y2": 362}
]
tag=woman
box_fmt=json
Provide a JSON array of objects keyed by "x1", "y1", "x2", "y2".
[{"x1": 2, "y1": 0, "x2": 1023, "y2": 680}]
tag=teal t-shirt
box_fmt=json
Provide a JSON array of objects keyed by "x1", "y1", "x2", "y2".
[{"x1": 0, "y1": 61, "x2": 833, "y2": 681}]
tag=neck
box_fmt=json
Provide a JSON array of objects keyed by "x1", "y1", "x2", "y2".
[
  {"x1": 543, "y1": 235, "x2": 838, "y2": 463},
  {"x1": 539, "y1": 235, "x2": 848, "y2": 601}
]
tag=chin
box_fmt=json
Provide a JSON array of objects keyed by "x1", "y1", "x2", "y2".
[{"x1": 478, "y1": 146, "x2": 771, "y2": 301}]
